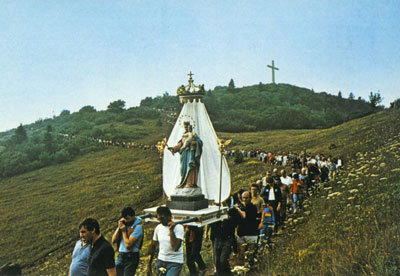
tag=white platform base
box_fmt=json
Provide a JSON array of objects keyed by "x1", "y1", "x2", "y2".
[{"x1": 143, "y1": 205, "x2": 229, "y2": 227}]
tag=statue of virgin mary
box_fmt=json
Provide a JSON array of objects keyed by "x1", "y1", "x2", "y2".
[{"x1": 168, "y1": 122, "x2": 203, "y2": 188}]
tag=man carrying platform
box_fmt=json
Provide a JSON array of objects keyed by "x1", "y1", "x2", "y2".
[
  {"x1": 147, "y1": 206, "x2": 185, "y2": 276},
  {"x1": 112, "y1": 207, "x2": 143, "y2": 276}
]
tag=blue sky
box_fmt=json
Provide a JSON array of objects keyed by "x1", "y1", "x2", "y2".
[{"x1": 1, "y1": 0, "x2": 399, "y2": 132}]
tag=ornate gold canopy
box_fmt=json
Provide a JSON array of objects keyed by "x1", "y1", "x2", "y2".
[{"x1": 176, "y1": 72, "x2": 205, "y2": 104}]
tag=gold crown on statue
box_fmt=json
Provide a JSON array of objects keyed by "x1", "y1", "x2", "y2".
[{"x1": 177, "y1": 72, "x2": 205, "y2": 103}]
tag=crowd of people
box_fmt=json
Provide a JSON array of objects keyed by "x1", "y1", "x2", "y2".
[
  {"x1": 69, "y1": 206, "x2": 185, "y2": 276},
  {"x1": 226, "y1": 149, "x2": 343, "y2": 182},
  {"x1": 60, "y1": 133, "x2": 158, "y2": 151},
  {"x1": 207, "y1": 157, "x2": 343, "y2": 276},
  {"x1": 65, "y1": 152, "x2": 342, "y2": 276},
  {"x1": 1, "y1": 134, "x2": 344, "y2": 276}
]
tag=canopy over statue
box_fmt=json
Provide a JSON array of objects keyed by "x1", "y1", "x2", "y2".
[{"x1": 163, "y1": 74, "x2": 231, "y2": 204}]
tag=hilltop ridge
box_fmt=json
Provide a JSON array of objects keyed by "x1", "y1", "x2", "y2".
[{"x1": 142, "y1": 83, "x2": 382, "y2": 132}]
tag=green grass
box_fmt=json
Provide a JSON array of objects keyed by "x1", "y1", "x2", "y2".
[
  {"x1": 222, "y1": 109, "x2": 400, "y2": 162},
  {"x1": 250, "y1": 140, "x2": 400, "y2": 275},
  {"x1": 0, "y1": 109, "x2": 399, "y2": 275},
  {"x1": 0, "y1": 147, "x2": 162, "y2": 274}
]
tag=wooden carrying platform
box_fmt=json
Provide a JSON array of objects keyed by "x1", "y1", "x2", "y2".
[{"x1": 143, "y1": 205, "x2": 228, "y2": 227}]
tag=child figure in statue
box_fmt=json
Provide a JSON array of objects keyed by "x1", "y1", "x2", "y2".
[{"x1": 168, "y1": 122, "x2": 203, "y2": 189}]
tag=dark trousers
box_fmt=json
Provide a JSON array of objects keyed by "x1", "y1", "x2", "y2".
[
  {"x1": 268, "y1": 200, "x2": 281, "y2": 232},
  {"x1": 116, "y1": 252, "x2": 139, "y2": 276},
  {"x1": 214, "y1": 237, "x2": 234, "y2": 276},
  {"x1": 279, "y1": 201, "x2": 287, "y2": 229},
  {"x1": 185, "y1": 228, "x2": 206, "y2": 276}
]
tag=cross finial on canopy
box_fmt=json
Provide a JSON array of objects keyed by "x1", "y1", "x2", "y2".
[{"x1": 187, "y1": 71, "x2": 196, "y2": 92}]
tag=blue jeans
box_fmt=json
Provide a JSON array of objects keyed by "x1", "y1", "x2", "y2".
[
  {"x1": 292, "y1": 193, "x2": 298, "y2": 211},
  {"x1": 259, "y1": 224, "x2": 273, "y2": 244},
  {"x1": 156, "y1": 260, "x2": 183, "y2": 276},
  {"x1": 292, "y1": 193, "x2": 303, "y2": 210}
]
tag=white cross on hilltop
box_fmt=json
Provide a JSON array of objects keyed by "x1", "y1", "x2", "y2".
[{"x1": 267, "y1": 60, "x2": 279, "y2": 84}]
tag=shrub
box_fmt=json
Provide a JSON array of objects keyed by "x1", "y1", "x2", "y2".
[
  {"x1": 125, "y1": 119, "x2": 144, "y2": 125},
  {"x1": 234, "y1": 151, "x2": 244, "y2": 164}
]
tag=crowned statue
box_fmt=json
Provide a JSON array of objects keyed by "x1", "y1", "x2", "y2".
[
  {"x1": 161, "y1": 72, "x2": 231, "y2": 210},
  {"x1": 168, "y1": 122, "x2": 203, "y2": 189}
]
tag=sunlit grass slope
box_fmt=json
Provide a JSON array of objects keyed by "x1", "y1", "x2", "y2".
[
  {"x1": 246, "y1": 109, "x2": 400, "y2": 276},
  {"x1": 1, "y1": 108, "x2": 399, "y2": 275},
  {"x1": 222, "y1": 109, "x2": 400, "y2": 162},
  {"x1": 0, "y1": 147, "x2": 162, "y2": 274}
]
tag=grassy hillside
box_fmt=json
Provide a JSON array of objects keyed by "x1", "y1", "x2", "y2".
[
  {"x1": 0, "y1": 111, "x2": 172, "y2": 178},
  {"x1": 0, "y1": 83, "x2": 381, "y2": 178},
  {"x1": 0, "y1": 147, "x2": 163, "y2": 274},
  {"x1": 221, "y1": 108, "x2": 399, "y2": 162},
  {"x1": 0, "y1": 109, "x2": 399, "y2": 275},
  {"x1": 251, "y1": 112, "x2": 400, "y2": 275}
]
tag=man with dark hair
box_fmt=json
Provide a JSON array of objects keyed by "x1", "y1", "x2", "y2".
[
  {"x1": 307, "y1": 162, "x2": 320, "y2": 187},
  {"x1": 112, "y1": 207, "x2": 143, "y2": 276},
  {"x1": 79, "y1": 218, "x2": 116, "y2": 276},
  {"x1": 277, "y1": 176, "x2": 289, "y2": 232},
  {"x1": 250, "y1": 183, "x2": 265, "y2": 214},
  {"x1": 69, "y1": 236, "x2": 90, "y2": 276},
  {"x1": 147, "y1": 206, "x2": 184, "y2": 276},
  {"x1": 261, "y1": 177, "x2": 282, "y2": 233}
]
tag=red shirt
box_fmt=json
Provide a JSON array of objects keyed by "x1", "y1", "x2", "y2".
[{"x1": 290, "y1": 179, "x2": 303, "y2": 194}]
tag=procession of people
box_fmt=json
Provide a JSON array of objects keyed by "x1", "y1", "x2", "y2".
[{"x1": 66, "y1": 154, "x2": 341, "y2": 276}]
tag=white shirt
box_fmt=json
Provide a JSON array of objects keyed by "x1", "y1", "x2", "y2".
[
  {"x1": 268, "y1": 188, "x2": 275, "y2": 201},
  {"x1": 261, "y1": 176, "x2": 267, "y2": 187},
  {"x1": 153, "y1": 223, "x2": 184, "y2": 264},
  {"x1": 281, "y1": 176, "x2": 292, "y2": 186}
]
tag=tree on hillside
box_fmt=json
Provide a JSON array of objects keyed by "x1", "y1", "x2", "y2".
[
  {"x1": 348, "y1": 92, "x2": 355, "y2": 100},
  {"x1": 257, "y1": 82, "x2": 264, "y2": 91},
  {"x1": 390, "y1": 98, "x2": 400, "y2": 109},
  {"x1": 369, "y1": 91, "x2": 383, "y2": 107},
  {"x1": 108, "y1": 100, "x2": 126, "y2": 113},
  {"x1": 140, "y1": 97, "x2": 153, "y2": 107},
  {"x1": 79, "y1": 105, "x2": 96, "y2": 113},
  {"x1": 228, "y1": 79, "x2": 235, "y2": 91},
  {"x1": 43, "y1": 125, "x2": 54, "y2": 153},
  {"x1": 60, "y1": 110, "x2": 70, "y2": 116},
  {"x1": 9, "y1": 124, "x2": 28, "y2": 145},
  {"x1": 338, "y1": 91, "x2": 342, "y2": 98}
]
